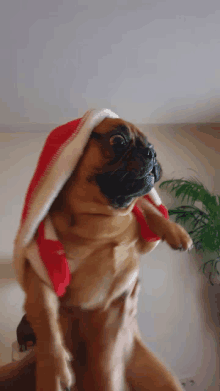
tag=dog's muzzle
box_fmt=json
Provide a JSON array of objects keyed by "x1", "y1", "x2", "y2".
[{"x1": 95, "y1": 141, "x2": 162, "y2": 208}]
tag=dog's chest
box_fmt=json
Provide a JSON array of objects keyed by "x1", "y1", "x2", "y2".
[{"x1": 60, "y1": 217, "x2": 141, "y2": 309}]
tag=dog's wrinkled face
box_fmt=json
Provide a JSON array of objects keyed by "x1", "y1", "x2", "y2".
[{"x1": 89, "y1": 118, "x2": 162, "y2": 209}]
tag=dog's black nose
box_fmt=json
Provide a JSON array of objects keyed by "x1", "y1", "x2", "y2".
[{"x1": 145, "y1": 144, "x2": 155, "y2": 159}]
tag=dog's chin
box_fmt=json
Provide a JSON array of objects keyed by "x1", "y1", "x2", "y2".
[{"x1": 95, "y1": 172, "x2": 155, "y2": 209}]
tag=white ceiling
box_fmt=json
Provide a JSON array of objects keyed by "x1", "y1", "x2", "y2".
[{"x1": 1, "y1": 0, "x2": 220, "y2": 125}]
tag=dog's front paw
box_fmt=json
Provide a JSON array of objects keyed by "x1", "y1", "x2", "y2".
[
  {"x1": 53, "y1": 344, "x2": 74, "y2": 389},
  {"x1": 162, "y1": 221, "x2": 193, "y2": 251},
  {"x1": 36, "y1": 343, "x2": 74, "y2": 390}
]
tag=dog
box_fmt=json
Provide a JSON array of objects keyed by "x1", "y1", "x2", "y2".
[{"x1": 16, "y1": 113, "x2": 192, "y2": 390}]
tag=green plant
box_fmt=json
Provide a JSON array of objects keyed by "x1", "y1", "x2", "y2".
[{"x1": 159, "y1": 178, "x2": 220, "y2": 284}]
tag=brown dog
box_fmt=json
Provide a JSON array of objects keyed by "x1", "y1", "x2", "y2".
[{"x1": 15, "y1": 114, "x2": 192, "y2": 390}]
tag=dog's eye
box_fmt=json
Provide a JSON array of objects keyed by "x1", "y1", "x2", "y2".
[{"x1": 109, "y1": 134, "x2": 126, "y2": 147}]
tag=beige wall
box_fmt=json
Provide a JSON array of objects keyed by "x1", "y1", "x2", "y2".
[{"x1": 0, "y1": 124, "x2": 219, "y2": 390}]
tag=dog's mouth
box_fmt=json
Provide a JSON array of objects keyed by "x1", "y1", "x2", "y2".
[
  {"x1": 95, "y1": 168, "x2": 157, "y2": 209},
  {"x1": 92, "y1": 139, "x2": 162, "y2": 209}
]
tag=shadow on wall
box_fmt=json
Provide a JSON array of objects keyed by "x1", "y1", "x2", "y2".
[
  {"x1": 203, "y1": 282, "x2": 220, "y2": 334},
  {"x1": 197, "y1": 280, "x2": 220, "y2": 389}
]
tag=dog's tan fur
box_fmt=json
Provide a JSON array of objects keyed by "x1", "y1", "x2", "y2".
[{"x1": 22, "y1": 118, "x2": 192, "y2": 390}]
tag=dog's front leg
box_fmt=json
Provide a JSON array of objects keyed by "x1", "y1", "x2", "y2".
[
  {"x1": 136, "y1": 197, "x2": 193, "y2": 251},
  {"x1": 126, "y1": 329, "x2": 183, "y2": 391},
  {"x1": 124, "y1": 280, "x2": 182, "y2": 390},
  {"x1": 24, "y1": 261, "x2": 73, "y2": 391}
]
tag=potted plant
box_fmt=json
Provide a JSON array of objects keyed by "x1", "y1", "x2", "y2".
[{"x1": 159, "y1": 178, "x2": 220, "y2": 284}]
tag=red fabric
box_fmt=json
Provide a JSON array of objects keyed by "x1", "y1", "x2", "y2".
[
  {"x1": 157, "y1": 204, "x2": 168, "y2": 220},
  {"x1": 21, "y1": 118, "x2": 81, "y2": 223},
  {"x1": 37, "y1": 221, "x2": 71, "y2": 297},
  {"x1": 132, "y1": 195, "x2": 169, "y2": 242}
]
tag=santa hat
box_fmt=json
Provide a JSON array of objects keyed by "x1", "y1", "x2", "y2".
[{"x1": 13, "y1": 109, "x2": 168, "y2": 297}]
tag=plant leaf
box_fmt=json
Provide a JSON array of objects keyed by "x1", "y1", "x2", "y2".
[{"x1": 160, "y1": 178, "x2": 218, "y2": 213}]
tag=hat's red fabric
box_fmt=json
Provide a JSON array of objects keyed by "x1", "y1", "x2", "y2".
[{"x1": 21, "y1": 118, "x2": 82, "y2": 224}]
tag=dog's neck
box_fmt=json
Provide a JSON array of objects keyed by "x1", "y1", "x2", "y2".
[{"x1": 49, "y1": 191, "x2": 137, "y2": 242}]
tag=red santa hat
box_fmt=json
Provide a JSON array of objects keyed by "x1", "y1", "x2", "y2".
[{"x1": 13, "y1": 109, "x2": 168, "y2": 297}]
